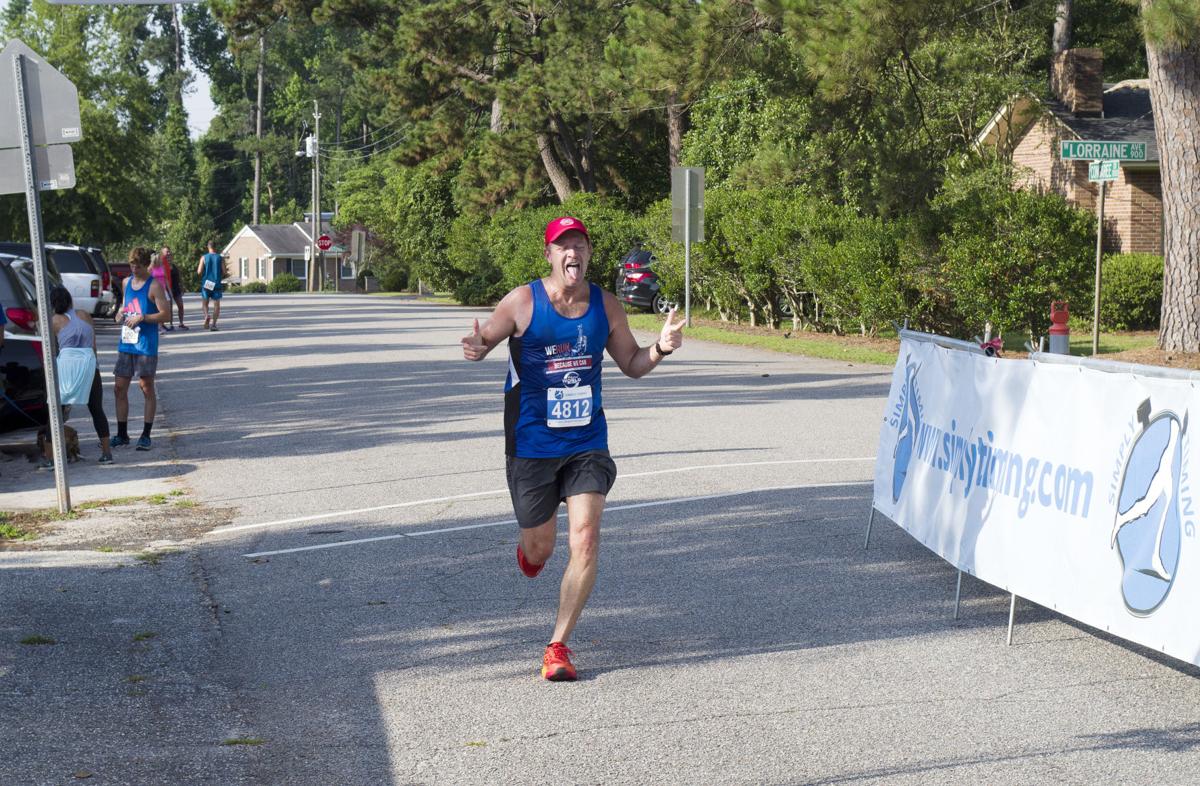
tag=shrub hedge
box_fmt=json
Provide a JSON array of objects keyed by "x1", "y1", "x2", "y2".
[
  {"x1": 267, "y1": 272, "x2": 303, "y2": 293},
  {"x1": 395, "y1": 162, "x2": 1120, "y2": 340}
]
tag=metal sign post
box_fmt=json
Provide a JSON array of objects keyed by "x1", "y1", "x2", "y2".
[
  {"x1": 670, "y1": 166, "x2": 704, "y2": 327},
  {"x1": 4, "y1": 43, "x2": 83, "y2": 513},
  {"x1": 1087, "y1": 161, "x2": 1118, "y2": 357}
]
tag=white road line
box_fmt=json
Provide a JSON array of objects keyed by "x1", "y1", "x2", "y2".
[
  {"x1": 211, "y1": 456, "x2": 875, "y2": 536},
  {"x1": 241, "y1": 480, "x2": 872, "y2": 559}
]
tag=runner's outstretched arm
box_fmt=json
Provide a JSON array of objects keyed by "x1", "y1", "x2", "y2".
[
  {"x1": 462, "y1": 287, "x2": 526, "y2": 361},
  {"x1": 604, "y1": 296, "x2": 685, "y2": 379}
]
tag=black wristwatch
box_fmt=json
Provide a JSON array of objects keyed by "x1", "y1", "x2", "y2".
[{"x1": 654, "y1": 341, "x2": 673, "y2": 357}]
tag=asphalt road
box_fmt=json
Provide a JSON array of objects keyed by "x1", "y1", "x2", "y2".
[{"x1": 5, "y1": 293, "x2": 1200, "y2": 784}]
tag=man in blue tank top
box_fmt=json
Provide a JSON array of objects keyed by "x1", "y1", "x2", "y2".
[
  {"x1": 111, "y1": 246, "x2": 171, "y2": 451},
  {"x1": 196, "y1": 240, "x2": 226, "y2": 330},
  {"x1": 462, "y1": 216, "x2": 685, "y2": 681}
]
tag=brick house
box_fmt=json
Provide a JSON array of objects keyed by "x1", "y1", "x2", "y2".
[
  {"x1": 221, "y1": 217, "x2": 359, "y2": 292},
  {"x1": 976, "y1": 48, "x2": 1161, "y2": 255}
]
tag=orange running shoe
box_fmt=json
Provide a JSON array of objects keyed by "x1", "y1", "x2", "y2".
[
  {"x1": 541, "y1": 641, "x2": 577, "y2": 681},
  {"x1": 517, "y1": 544, "x2": 544, "y2": 578}
]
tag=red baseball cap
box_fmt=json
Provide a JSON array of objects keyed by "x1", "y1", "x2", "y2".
[{"x1": 544, "y1": 216, "x2": 590, "y2": 245}]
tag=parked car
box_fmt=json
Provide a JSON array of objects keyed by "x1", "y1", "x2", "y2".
[
  {"x1": 1, "y1": 252, "x2": 64, "y2": 334},
  {"x1": 0, "y1": 256, "x2": 48, "y2": 432},
  {"x1": 0, "y1": 334, "x2": 48, "y2": 431},
  {"x1": 0, "y1": 241, "x2": 102, "y2": 316},
  {"x1": 83, "y1": 246, "x2": 116, "y2": 316},
  {"x1": 613, "y1": 249, "x2": 675, "y2": 314}
]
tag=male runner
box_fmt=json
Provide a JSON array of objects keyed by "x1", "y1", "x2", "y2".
[
  {"x1": 462, "y1": 216, "x2": 685, "y2": 681},
  {"x1": 112, "y1": 246, "x2": 171, "y2": 451},
  {"x1": 197, "y1": 240, "x2": 225, "y2": 330}
]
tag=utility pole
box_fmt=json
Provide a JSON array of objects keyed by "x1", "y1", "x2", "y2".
[
  {"x1": 252, "y1": 33, "x2": 264, "y2": 225},
  {"x1": 307, "y1": 101, "x2": 322, "y2": 291},
  {"x1": 314, "y1": 99, "x2": 323, "y2": 291}
]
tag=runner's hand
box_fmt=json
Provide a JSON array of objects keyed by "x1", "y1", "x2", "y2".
[
  {"x1": 659, "y1": 307, "x2": 685, "y2": 353},
  {"x1": 462, "y1": 318, "x2": 487, "y2": 361}
]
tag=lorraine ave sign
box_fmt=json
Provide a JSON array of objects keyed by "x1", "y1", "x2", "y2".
[
  {"x1": 317, "y1": 234, "x2": 332, "y2": 251},
  {"x1": 1060, "y1": 140, "x2": 1147, "y2": 161},
  {"x1": 1088, "y1": 160, "x2": 1120, "y2": 182}
]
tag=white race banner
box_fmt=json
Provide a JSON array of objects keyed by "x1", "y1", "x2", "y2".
[{"x1": 874, "y1": 335, "x2": 1200, "y2": 668}]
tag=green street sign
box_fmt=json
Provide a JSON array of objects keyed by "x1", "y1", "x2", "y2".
[
  {"x1": 1061, "y1": 140, "x2": 1146, "y2": 161},
  {"x1": 1088, "y1": 160, "x2": 1120, "y2": 182}
]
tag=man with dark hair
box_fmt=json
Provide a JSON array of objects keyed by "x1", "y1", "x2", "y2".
[
  {"x1": 461, "y1": 216, "x2": 685, "y2": 681},
  {"x1": 112, "y1": 246, "x2": 170, "y2": 451},
  {"x1": 160, "y1": 245, "x2": 189, "y2": 330},
  {"x1": 197, "y1": 240, "x2": 225, "y2": 330}
]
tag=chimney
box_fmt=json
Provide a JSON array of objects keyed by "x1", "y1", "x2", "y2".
[{"x1": 1051, "y1": 48, "x2": 1103, "y2": 116}]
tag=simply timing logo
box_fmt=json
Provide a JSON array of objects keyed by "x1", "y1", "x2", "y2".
[
  {"x1": 885, "y1": 355, "x2": 1095, "y2": 519},
  {"x1": 889, "y1": 358, "x2": 923, "y2": 503},
  {"x1": 1109, "y1": 398, "x2": 1195, "y2": 616}
]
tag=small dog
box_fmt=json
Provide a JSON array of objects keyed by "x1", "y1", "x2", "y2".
[{"x1": 37, "y1": 425, "x2": 81, "y2": 464}]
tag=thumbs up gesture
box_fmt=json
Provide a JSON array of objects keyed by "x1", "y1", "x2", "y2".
[
  {"x1": 462, "y1": 318, "x2": 488, "y2": 361},
  {"x1": 659, "y1": 307, "x2": 685, "y2": 354}
]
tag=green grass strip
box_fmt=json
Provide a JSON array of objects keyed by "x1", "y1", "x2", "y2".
[{"x1": 626, "y1": 314, "x2": 897, "y2": 366}]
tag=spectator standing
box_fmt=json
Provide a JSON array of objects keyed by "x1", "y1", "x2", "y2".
[
  {"x1": 50, "y1": 285, "x2": 112, "y2": 463},
  {"x1": 161, "y1": 245, "x2": 189, "y2": 330}
]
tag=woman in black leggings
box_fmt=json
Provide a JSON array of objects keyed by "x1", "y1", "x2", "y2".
[{"x1": 50, "y1": 286, "x2": 112, "y2": 463}]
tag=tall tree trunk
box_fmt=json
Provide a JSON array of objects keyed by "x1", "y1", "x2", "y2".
[
  {"x1": 1052, "y1": 0, "x2": 1072, "y2": 54},
  {"x1": 490, "y1": 97, "x2": 503, "y2": 133},
  {"x1": 1149, "y1": 40, "x2": 1200, "y2": 351},
  {"x1": 666, "y1": 94, "x2": 684, "y2": 168},
  {"x1": 549, "y1": 113, "x2": 596, "y2": 193},
  {"x1": 537, "y1": 132, "x2": 574, "y2": 203}
]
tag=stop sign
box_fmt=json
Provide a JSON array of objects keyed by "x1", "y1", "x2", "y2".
[{"x1": 317, "y1": 234, "x2": 332, "y2": 251}]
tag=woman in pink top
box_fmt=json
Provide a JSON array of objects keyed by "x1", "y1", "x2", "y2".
[{"x1": 149, "y1": 252, "x2": 176, "y2": 331}]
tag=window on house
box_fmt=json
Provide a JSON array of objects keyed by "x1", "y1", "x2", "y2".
[
  {"x1": 290, "y1": 259, "x2": 307, "y2": 279},
  {"x1": 240, "y1": 258, "x2": 248, "y2": 279},
  {"x1": 340, "y1": 259, "x2": 355, "y2": 279},
  {"x1": 257, "y1": 258, "x2": 265, "y2": 279}
]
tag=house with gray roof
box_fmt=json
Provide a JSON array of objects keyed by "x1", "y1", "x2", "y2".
[
  {"x1": 221, "y1": 219, "x2": 358, "y2": 291},
  {"x1": 976, "y1": 48, "x2": 1161, "y2": 255}
]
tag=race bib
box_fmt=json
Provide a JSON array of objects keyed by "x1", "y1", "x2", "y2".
[
  {"x1": 121, "y1": 324, "x2": 140, "y2": 344},
  {"x1": 546, "y1": 385, "x2": 592, "y2": 428},
  {"x1": 203, "y1": 279, "x2": 216, "y2": 291}
]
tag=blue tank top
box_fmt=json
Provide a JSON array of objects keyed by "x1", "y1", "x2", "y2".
[
  {"x1": 117, "y1": 277, "x2": 159, "y2": 357},
  {"x1": 505, "y1": 280, "x2": 610, "y2": 458},
  {"x1": 201, "y1": 252, "x2": 223, "y2": 286}
]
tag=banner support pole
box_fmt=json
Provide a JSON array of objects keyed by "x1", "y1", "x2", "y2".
[
  {"x1": 953, "y1": 570, "x2": 963, "y2": 620},
  {"x1": 863, "y1": 507, "x2": 875, "y2": 549},
  {"x1": 1006, "y1": 594, "x2": 1018, "y2": 645}
]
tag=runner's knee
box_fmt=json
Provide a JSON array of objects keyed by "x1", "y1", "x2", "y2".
[
  {"x1": 568, "y1": 524, "x2": 599, "y2": 563},
  {"x1": 522, "y1": 522, "x2": 556, "y2": 564}
]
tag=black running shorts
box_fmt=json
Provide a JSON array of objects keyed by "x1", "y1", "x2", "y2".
[{"x1": 505, "y1": 450, "x2": 617, "y2": 528}]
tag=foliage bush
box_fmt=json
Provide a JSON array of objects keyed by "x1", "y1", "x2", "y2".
[
  {"x1": 441, "y1": 193, "x2": 642, "y2": 306},
  {"x1": 239, "y1": 281, "x2": 267, "y2": 294},
  {"x1": 931, "y1": 161, "x2": 1095, "y2": 339},
  {"x1": 379, "y1": 266, "x2": 409, "y2": 292},
  {"x1": 1099, "y1": 253, "x2": 1163, "y2": 331},
  {"x1": 267, "y1": 272, "x2": 303, "y2": 293}
]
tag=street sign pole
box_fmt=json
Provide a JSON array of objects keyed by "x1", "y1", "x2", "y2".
[
  {"x1": 684, "y1": 171, "x2": 691, "y2": 327},
  {"x1": 1092, "y1": 179, "x2": 1106, "y2": 357},
  {"x1": 12, "y1": 51, "x2": 70, "y2": 512}
]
